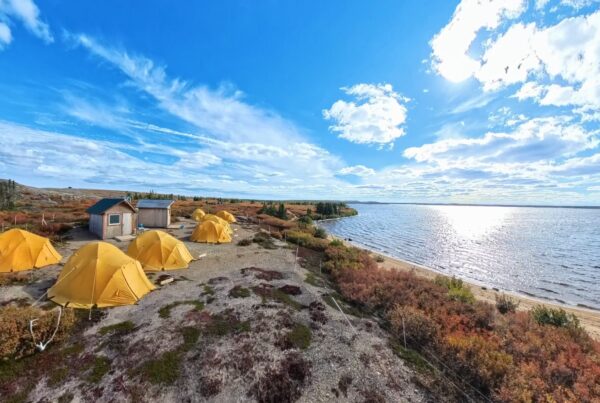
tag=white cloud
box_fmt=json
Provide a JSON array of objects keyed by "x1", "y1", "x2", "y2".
[
  {"x1": 432, "y1": 2, "x2": 600, "y2": 110},
  {"x1": 404, "y1": 117, "x2": 598, "y2": 164},
  {"x1": 0, "y1": 22, "x2": 12, "y2": 47},
  {"x1": 61, "y1": 33, "x2": 348, "y2": 188},
  {"x1": 323, "y1": 83, "x2": 409, "y2": 146},
  {"x1": 69, "y1": 33, "x2": 304, "y2": 148},
  {"x1": 430, "y1": 0, "x2": 526, "y2": 82},
  {"x1": 0, "y1": 0, "x2": 53, "y2": 49},
  {"x1": 338, "y1": 165, "x2": 376, "y2": 177}
]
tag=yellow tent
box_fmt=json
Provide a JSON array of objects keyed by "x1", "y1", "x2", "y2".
[
  {"x1": 0, "y1": 229, "x2": 62, "y2": 273},
  {"x1": 216, "y1": 210, "x2": 236, "y2": 223},
  {"x1": 48, "y1": 242, "x2": 155, "y2": 308},
  {"x1": 190, "y1": 221, "x2": 231, "y2": 244},
  {"x1": 127, "y1": 230, "x2": 193, "y2": 271},
  {"x1": 202, "y1": 214, "x2": 232, "y2": 233},
  {"x1": 191, "y1": 208, "x2": 206, "y2": 222}
]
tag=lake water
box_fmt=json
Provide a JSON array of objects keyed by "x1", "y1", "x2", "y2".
[{"x1": 319, "y1": 204, "x2": 600, "y2": 310}]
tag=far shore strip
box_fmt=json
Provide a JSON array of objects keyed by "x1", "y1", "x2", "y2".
[{"x1": 326, "y1": 234, "x2": 600, "y2": 340}]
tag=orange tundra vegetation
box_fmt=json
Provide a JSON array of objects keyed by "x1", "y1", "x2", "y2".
[{"x1": 320, "y1": 242, "x2": 600, "y2": 401}]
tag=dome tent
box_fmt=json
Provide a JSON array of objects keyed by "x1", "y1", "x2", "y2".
[
  {"x1": 202, "y1": 214, "x2": 233, "y2": 234},
  {"x1": 0, "y1": 229, "x2": 62, "y2": 272},
  {"x1": 191, "y1": 208, "x2": 206, "y2": 222},
  {"x1": 190, "y1": 221, "x2": 231, "y2": 244},
  {"x1": 48, "y1": 242, "x2": 155, "y2": 308},
  {"x1": 127, "y1": 230, "x2": 193, "y2": 271},
  {"x1": 216, "y1": 210, "x2": 236, "y2": 223}
]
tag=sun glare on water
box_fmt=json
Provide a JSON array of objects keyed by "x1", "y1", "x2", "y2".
[{"x1": 432, "y1": 205, "x2": 513, "y2": 239}]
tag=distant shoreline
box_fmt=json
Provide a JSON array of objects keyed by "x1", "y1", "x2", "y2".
[{"x1": 346, "y1": 201, "x2": 600, "y2": 210}]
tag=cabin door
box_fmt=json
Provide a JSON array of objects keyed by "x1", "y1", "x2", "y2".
[{"x1": 123, "y1": 213, "x2": 132, "y2": 235}]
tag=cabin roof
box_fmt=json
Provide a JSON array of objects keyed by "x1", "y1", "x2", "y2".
[
  {"x1": 136, "y1": 199, "x2": 174, "y2": 209},
  {"x1": 87, "y1": 198, "x2": 136, "y2": 215}
]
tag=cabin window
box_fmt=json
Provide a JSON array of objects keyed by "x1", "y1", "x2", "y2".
[{"x1": 108, "y1": 214, "x2": 121, "y2": 225}]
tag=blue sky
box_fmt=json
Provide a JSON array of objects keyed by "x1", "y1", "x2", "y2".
[{"x1": 0, "y1": 0, "x2": 599, "y2": 204}]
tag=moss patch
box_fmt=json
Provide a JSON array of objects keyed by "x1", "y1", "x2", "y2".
[
  {"x1": 390, "y1": 340, "x2": 432, "y2": 373},
  {"x1": 285, "y1": 324, "x2": 312, "y2": 350},
  {"x1": 180, "y1": 326, "x2": 200, "y2": 351},
  {"x1": 253, "y1": 232, "x2": 277, "y2": 249},
  {"x1": 99, "y1": 321, "x2": 135, "y2": 336},
  {"x1": 47, "y1": 366, "x2": 69, "y2": 387},
  {"x1": 86, "y1": 356, "x2": 111, "y2": 383},
  {"x1": 228, "y1": 285, "x2": 251, "y2": 298},
  {"x1": 322, "y1": 293, "x2": 364, "y2": 318},
  {"x1": 139, "y1": 350, "x2": 181, "y2": 385},
  {"x1": 304, "y1": 272, "x2": 325, "y2": 288},
  {"x1": 204, "y1": 313, "x2": 250, "y2": 337},
  {"x1": 201, "y1": 284, "x2": 215, "y2": 296},
  {"x1": 159, "y1": 300, "x2": 204, "y2": 318},
  {"x1": 252, "y1": 284, "x2": 304, "y2": 311}
]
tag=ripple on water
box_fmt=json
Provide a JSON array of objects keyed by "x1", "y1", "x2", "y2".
[{"x1": 319, "y1": 204, "x2": 600, "y2": 310}]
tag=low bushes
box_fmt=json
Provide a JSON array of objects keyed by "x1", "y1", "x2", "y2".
[
  {"x1": 435, "y1": 275, "x2": 475, "y2": 304},
  {"x1": 531, "y1": 305, "x2": 580, "y2": 329},
  {"x1": 495, "y1": 294, "x2": 519, "y2": 314},
  {"x1": 285, "y1": 230, "x2": 329, "y2": 251},
  {"x1": 296, "y1": 229, "x2": 600, "y2": 401},
  {"x1": 0, "y1": 305, "x2": 76, "y2": 360}
]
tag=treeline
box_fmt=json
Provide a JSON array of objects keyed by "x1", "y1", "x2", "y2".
[
  {"x1": 258, "y1": 202, "x2": 287, "y2": 219},
  {"x1": 127, "y1": 190, "x2": 188, "y2": 201},
  {"x1": 0, "y1": 180, "x2": 17, "y2": 210},
  {"x1": 313, "y1": 202, "x2": 357, "y2": 219}
]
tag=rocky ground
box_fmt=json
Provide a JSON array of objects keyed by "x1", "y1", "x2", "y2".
[{"x1": 1, "y1": 220, "x2": 436, "y2": 402}]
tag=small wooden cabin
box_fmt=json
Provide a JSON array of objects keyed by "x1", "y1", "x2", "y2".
[
  {"x1": 136, "y1": 199, "x2": 174, "y2": 228},
  {"x1": 87, "y1": 198, "x2": 137, "y2": 239}
]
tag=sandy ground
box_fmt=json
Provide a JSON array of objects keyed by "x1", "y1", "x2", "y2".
[
  {"x1": 372, "y1": 252, "x2": 600, "y2": 340},
  {"x1": 1, "y1": 220, "x2": 435, "y2": 402}
]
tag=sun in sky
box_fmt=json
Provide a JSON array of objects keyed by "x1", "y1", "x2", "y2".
[{"x1": 0, "y1": 0, "x2": 599, "y2": 205}]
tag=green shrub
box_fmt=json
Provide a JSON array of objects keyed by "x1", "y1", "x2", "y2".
[
  {"x1": 253, "y1": 232, "x2": 277, "y2": 249},
  {"x1": 314, "y1": 227, "x2": 327, "y2": 239},
  {"x1": 237, "y1": 238, "x2": 252, "y2": 246},
  {"x1": 285, "y1": 230, "x2": 329, "y2": 251},
  {"x1": 298, "y1": 215, "x2": 313, "y2": 225},
  {"x1": 329, "y1": 239, "x2": 343, "y2": 247},
  {"x1": 531, "y1": 306, "x2": 580, "y2": 329},
  {"x1": 495, "y1": 294, "x2": 519, "y2": 314},
  {"x1": 435, "y1": 276, "x2": 475, "y2": 304}
]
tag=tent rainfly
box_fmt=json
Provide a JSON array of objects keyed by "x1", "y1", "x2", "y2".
[
  {"x1": 216, "y1": 210, "x2": 236, "y2": 223},
  {"x1": 127, "y1": 230, "x2": 193, "y2": 271},
  {"x1": 202, "y1": 214, "x2": 232, "y2": 234},
  {"x1": 191, "y1": 208, "x2": 206, "y2": 222},
  {"x1": 190, "y1": 221, "x2": 231, "y2": 244},
  {"x1": 0, "y1": 229, "x2": 62, "y2": 272},
  {"x1": 48, "y1": 242, "x2": 155, "y2": 308}
]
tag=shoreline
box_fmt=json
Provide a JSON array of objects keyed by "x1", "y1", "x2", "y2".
[{"x1": 327, "y1": 234, "x2": 600, "y2": 340}]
